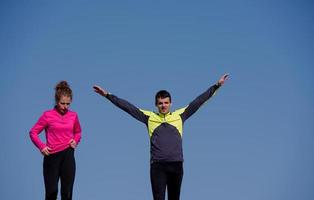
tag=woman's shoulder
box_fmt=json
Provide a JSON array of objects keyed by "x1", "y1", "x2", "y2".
[
  {"x1": 67, "y1": 109, "x2": 78, "y2": 116},
  {"x1": 42, "y1": 108, "x2": 56, "y2": 115}
]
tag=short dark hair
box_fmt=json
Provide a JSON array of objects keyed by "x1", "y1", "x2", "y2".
[{"x1": 155, "y1": 90, "x2": 171, "y2": 105}]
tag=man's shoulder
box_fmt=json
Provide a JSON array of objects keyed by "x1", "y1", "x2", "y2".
[
  {"x1": 139, "y1": 109, "x2": 155, "y2": 116},
  {"x1": 172, "y1": 107, "x2": 188, "y2": 115}
]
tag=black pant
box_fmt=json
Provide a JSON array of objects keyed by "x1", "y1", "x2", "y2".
[
  {"x1": 43, "y1": 148, "x2": 76, "y2": 200},
  {"x1": 150, "y1": 162, "x2": 183, "y2": 200}
]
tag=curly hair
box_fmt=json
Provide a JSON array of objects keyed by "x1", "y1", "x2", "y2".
[{"x1": 55, "y1": 81, "x2": 72, "y2": 103}]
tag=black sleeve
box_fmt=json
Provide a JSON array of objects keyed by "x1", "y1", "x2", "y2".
[
  {"x1": 105, "y1": 94, "x2": 149, "y2": 125},
  {"x1": 180, "y1": 84, "x2": 220, "y2": 122}
]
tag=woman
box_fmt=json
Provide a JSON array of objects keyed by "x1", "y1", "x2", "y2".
[{"x1": 30, "y1": 81, "x2": 82, "y2": 200}]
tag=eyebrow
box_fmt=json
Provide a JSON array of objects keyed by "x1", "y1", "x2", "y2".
[
  {"x1": 158, "y1": 101, "x2": 169, "y2": 104},
  {"x1": 60, "y1": 102, "x2": 71, "y2": 105}
]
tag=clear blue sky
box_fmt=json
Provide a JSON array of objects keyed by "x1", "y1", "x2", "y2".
[{"x1": 1, "y1": 0, "x2": 313, "y2": 199}]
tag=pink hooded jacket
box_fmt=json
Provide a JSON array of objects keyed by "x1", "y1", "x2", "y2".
[{"x1": 30, "y1": 108, "x2": 82, "y2": 154}]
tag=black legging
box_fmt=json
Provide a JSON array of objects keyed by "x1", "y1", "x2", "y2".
[
  {"x1": 150, "y1": 162, "x2": 184, "y2": 200},
  {"x1": 43, "y1": 148, "x2": 76, "y2": 200}
]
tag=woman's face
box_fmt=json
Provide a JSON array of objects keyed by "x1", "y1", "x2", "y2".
[{"x1": 56, "y1": 95, "x2": 72, "y2": 114}]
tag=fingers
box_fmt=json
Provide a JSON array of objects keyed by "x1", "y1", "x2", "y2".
[
  {"x1": 218, "y1": 73, "x2": 229, "y2": 85},
  {"x1": 93, "y1": 85, "x2": 103, "y2": 93},
  {"x1": 41, "y1": 147, "x2": 51, "y2": 156},
  {"x1": 222, "y1": 74, "x2": 229, "y2": 83},
  {"x1": 93, "y1": 85, "x2": 108, "y2": 96},
  {"x1": 93, "y1": 85, "x2": 101, "y2": 93},
  {"x1": 69, "y1": 139, "x2": 77, "y2": 149},
  {"x1": 93, "y1": 85, "x2": 100, "y2": 91}
]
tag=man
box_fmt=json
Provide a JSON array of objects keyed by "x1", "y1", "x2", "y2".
[{"x1": 93, "y1": 74, "x2": 229, "y2": 200}]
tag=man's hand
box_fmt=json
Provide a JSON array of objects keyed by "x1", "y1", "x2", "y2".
[
  {"x1": 218, "y1": 74, "x2": 229, "y2": 86},
  {"x1": 69, "y1": 139, "x2": 77, "y2": 149},
  {"x1": 93, "y1": 85, "x2": 108, "y2": 97},
  {"x1": 41, "y1": 147, "x2": 52, "y2": 156}
]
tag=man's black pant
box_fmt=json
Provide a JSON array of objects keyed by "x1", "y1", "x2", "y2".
[
  {"x1": 43, "y1": 148, "x2": 76, "y2": 200},
  {"x1": 150, "y1": 161, "x2": 183, "y2": 200}
]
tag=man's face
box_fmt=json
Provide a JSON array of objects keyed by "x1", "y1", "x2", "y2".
[{"x1": 156, "y1": 97, "x2": 171, "y2": 114}]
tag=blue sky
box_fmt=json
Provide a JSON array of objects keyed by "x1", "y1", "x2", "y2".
[{"x1": 0, "y1": 0, "x2": 313, "y2": 199}]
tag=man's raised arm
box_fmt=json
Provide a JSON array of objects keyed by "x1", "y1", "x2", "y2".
[
  {"x1": 93, "y1": 85, "x2": 148, "y2": 124},
  {"x1": 180, "y1": 74, "x2": 229, "y2": 122}
]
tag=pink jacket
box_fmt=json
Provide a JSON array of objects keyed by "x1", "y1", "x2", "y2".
[{"x1": 30, "y1": 108, "x2": 82, "y2": 154}]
